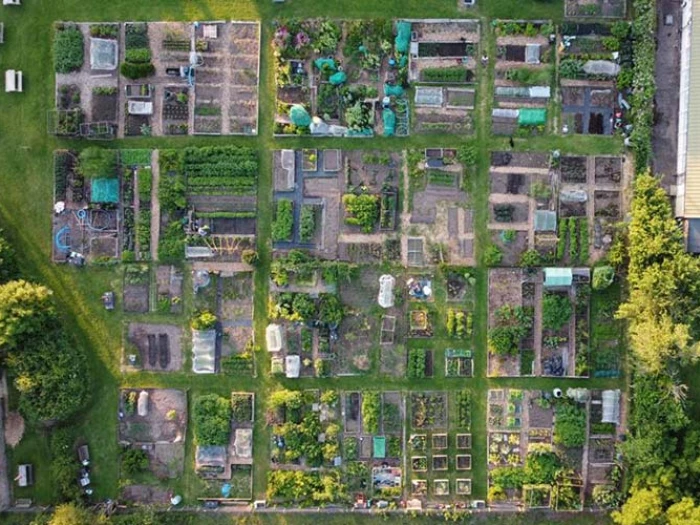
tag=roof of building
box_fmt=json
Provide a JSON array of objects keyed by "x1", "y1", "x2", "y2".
[
  {"x1": 543, "y1": 267, "x2": 573, "y2": 287},
  {"x1": 682, "y1": 0, "x2": 700, "y2": 216},
  {"x1": 373, "y1": 436, "x2": 386, "y2": 459}
]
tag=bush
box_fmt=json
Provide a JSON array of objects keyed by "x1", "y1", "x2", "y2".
[
  {"x1": 542, "y1": 293, "x2": 573, "y2": 331},
  {"x1": 484, "y1": 244, "x2": 503, "y2": 267},
  {"x1": 120, "y1": 62, "x2": 155, "y2": 79},
  {"x1": 300, "y1": 205, "x2": 316, "y2": 241},
  {"x1": 554, "y1": 401, "x2": 586, "y2": 447},
  {"x1": 90, "y1": 24, "x2": 118, "y2": 38},
  {"x1": 488, "y1": 305, "x2": 533, "y2": 356},
  {"x1": 343, "y1": 194, "x2": 379, "y2": 233},
  {"x1": 520, "y1": 249, "x2": 542, "y2": 267},
  {"x1": 50, "y1": 428, "x2": 80, "y2": 501},
  {"x1": 54, "y1": 27, "x2": 84, "y2": 73},
  {"x1": 422, "y1": 66, "x2": 467, "y2": 83},
  {"x1": 77, "y1": 148, "x2": 117, "y2": 178},
  {"x1": 592, "y1": 266, "x2": 615, "y2": 290},
  {"x1": 272, "y1": 199, "x2": 294, "y2": 241},
  {"x1": 193, "y1": 394, "x2": 232, "y2": 446},
  {"x1": 125, "y1": 48, "x2": 152, "y2": 64},
  {"x1": 191, "y1": 310, "x2": 217, "y2": 331},
  {"x1": 138, "y1": 168, "x2": 152, "y2": 201},
  {"x1": 121, "y1": 448, "x2": 149, "y2": 474}
]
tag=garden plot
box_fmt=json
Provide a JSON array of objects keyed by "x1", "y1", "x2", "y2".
[
  {"x1": 219, "y1": 272, "x2": 256, "y2": 376},
  {"x1": 273, "y1": 149, "x2": 401, "y2": 260},
  {"x1": 405, "y1": 149, "x2": 473, "y2": 266},
  {"x1": 125, "y1": 323, "x2": 183, "y2": 372},
  {"x1": 156, "y1": 146, "x2": 259, "y2": 262},
  {"x1": 51, "y1": 23, "x2": 120, "y2": 139},
  {"x1": 488, "y1": 151, "x2": 553, "y2": 265},
  {"x1": 155, "y1": 265, "x2": 183, "y2": 314},
  {"x1": 565, "y1": 0, "x2": 626, "y2": 18},
  {"x1": 123, "y1": 265, "x2": 150, "y2": 313},
  {"x1": 492, "y1": 21, "x2": 555, "y2": 136},
  {"x1": 589, "y1": 281, "x2": 624, "y2": 378},
  {"x1": 408, "y1": 19, "x2": 480, "y2": 135},
  {"x1": 52, "y1": 150, "x2": 118, "y2": 263},
  {"x1": 272, "y1": 19, "x2": 409, "y2": 137},
  {"x1": 585, "y1": 390, "x2": 623, "y2": 508},
  {"x1": 488, "y1": 389, "x2": 588, "y2": 510},
  {"x1": 118, "y1": 388, "x2": 187, "y2": 480},
  {"x1": 407, "y1": 389, "x2": 474, "y2": 504},
  {"x1": 341, "y1": 391, "x2": 404, "y2": 500},
  {"x1": 560, "y1": 23, "x2": 632, "y2": 135}
]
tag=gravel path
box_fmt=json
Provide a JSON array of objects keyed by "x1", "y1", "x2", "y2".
[{"x1": 150, "y1": 150, "x2": 160, "y2": 261}]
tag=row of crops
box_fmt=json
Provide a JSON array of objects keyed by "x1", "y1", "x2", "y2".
[{"x1": 183, "y1": 146, "x2": 258, "y2": 196}]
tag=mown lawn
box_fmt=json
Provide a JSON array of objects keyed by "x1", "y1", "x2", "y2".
[{"x1": 0, "y1": 0, "x2": 626, "y2": 516}]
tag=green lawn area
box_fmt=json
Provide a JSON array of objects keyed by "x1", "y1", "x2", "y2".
[{"x1": 0, "y1": 0, "x2": 626, "y2": 517}]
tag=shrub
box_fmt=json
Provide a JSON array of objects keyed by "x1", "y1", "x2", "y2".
[
  {"x1": 90, "y1": 24, "x2": 118, "y2": 38},
  {"x1": 54, "y1": 27, "x2": 84, "y2": 73},
  {"x1": 191, "y1": 310, "x2": 217, "y2": 331},
  {"x1": 193, "y1": 394, "x2": 232, "y2": 446},
  {"x1": 520, "y1": 249, "x2": 542, "y2": 267},
  {"x1": 542, "y1": 293, "x2": 573, "y2": 331},
  {"x1": 484, "y1": 244, "x2": 503, "y2": 267},
  {"x1": 272, "y1": 199, "x2": 294, "y2": 241},
  {"x1": 125, "y1": 48, "x2": 152, "y2": 64},
  {"x1": 121, "y1": 448, "x2": 149, "y2": 474},
  {"x1": 342, "y1": 194, "x2": 379, "y2": 233},
  {"x1": 300, "y1": 205, "x2": 316, "y2": 241},
  {"x1": 422, "y1": 66, "x2": 467, "y2": 83},
  {"x1": 120, "y1": 62, "x2": 155, "y2": 79},
  {"x1": 554, "y1": 401, "x2": 586, "y2": 447},
  {"x1": 138, "y1": 168, "x2": 152, "y2": 201},
  {"x1": 592, "y1": 266, "x2": 615, "y2": 290}
]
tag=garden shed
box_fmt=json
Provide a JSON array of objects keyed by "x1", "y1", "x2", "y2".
[
  {"x1": 534, "y1": 210, "x2": 557, "y2": 232},
  {"x1": 601, "y1": 390, "x2": 621, "y2": 424},
  {"x1": 543, "y1": 268, "x2": 573, "y2": 288},
  {"x1": 192, "y1": 329, "x2": 216, "y2": 374},
  {"x1": 373, "y1": 436, "x2": 386, "y2": 459},
  {"x1": 266, "y1": 324, "x2": 284, "y2": 353},
  {"x1": 378, "y1": 274, "x2": 396, "y2": 308},
  {"x1": 285, "y1": 355, "x2": 300, "y2": 378},
  {"x1": 4, "y1": 69, "x2": 22, "y2": 92},
  {"x1": 90, "y1": 178, "x2": 119, "y2": 204}
]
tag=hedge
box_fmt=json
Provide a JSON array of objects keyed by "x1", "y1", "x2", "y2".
[
  {"x1": 54, "y1": 27, "x2": 84, "y2": 73},
  {"x1": 121, "y1": 62, "x2": 155, "y2": 79}
]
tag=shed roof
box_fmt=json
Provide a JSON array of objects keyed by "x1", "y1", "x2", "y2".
[
  {"x1": 285, "y1": 355, "x2": 300, "y2": 378},
  {"x1": 601, "y1": 389, "x2": 621, "y2": 424},
  {"x1": 90, "y1": 178, "x2": 119, "y2": 203},
  {"x1": 534, "y1": 210, "x2": 557, "y2": 232},
  {"x1": 525, "y1": 43, "x2": 541, "y2": 64},
  {"x1": 543, "y1": 267, "x2": 573, "y2": 287}
]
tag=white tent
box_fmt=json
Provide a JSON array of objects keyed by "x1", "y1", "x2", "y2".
[
  {"x1": 601, "y1": 390, "x2": 621, "y2": 424},
  {"x1": 5, "y1": 70, "x2": 22, "y2": 93},
  {"x1": 192, "y1": 329, "x2": 216, "y2": 374},
  {"x1": 285, "y1": 355, "x2": 300, "y2": 378},
  {"x1": 266, "y1": 324, "x2": 284, "y2": 353},
  {"x1": 378, "y1": 274, "x2": 396, "y2": 308}
]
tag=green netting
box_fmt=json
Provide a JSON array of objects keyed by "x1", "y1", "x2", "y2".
[
  {"x1": 383, "y1": 109, "x2": 396, "y2": 137},
  {"x1": 329, "y1": 71, "x2": 347, "y2": 85},
  {"x1": 518, "y1": 108, "x2": 547, "y2": 126},
  {"x1": 543, "y1": 267, "x2": 573, "y2": 287},
  {"x1": 289, "y1": 105, "x2": 311, "y2": 127},
  {"x1": 90, "y1": 178, "x2": 119, "y2": 204},
  {"x1": 314, "y1": 58, "x2": 337, "y2": 71},
  {"x1": 395, "y1": 22, "x2": 411, "y2": 53},
  {"x1": 373, "y1": 437, "x2": 386, "y2": 459},
  {"x1": 384, "y1": 84, "x2": 404, "y2": 97}
]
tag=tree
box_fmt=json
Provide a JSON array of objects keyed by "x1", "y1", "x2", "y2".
[
  {"x1": 612, "y1": 487, "x2": 664, "y2": 525},
  {"x1": 48, "y1": 503, "x2": 103, "y2": 525},
  {"x1": 666, "y1": 498, "x2": 700, "y2": 525},
  {"x1": 0, "y1": 230, "x2": 18, "y2": 284},
  {"x1": 0, "y1": 280, "x2": 56, "y2": 352}
]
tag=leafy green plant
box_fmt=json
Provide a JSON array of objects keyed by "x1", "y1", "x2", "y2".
[
  {"x1": 484, "y1": 244, "x2": 503, "y2": 267},
  {"x1": 362, "y1": 392, "x2": 380, "y2": 434},
  {"x1": 489, "y1": 305, "x2": 533, "y2": 356},
  {"x1": 456, "y1": 389, "x2": 472, "y2": 429},
  {"x1": 272, "y1": 199, "x2": 294, "y2": 241},
  {"x1": 77, "y1": 148, "x2": 117, "y2": 178},
  {"x1": 120, "y1": 62, "x2": 155, "y2": 79},
  {"x1": 191, "y1": 310, "x2": 217, "y2": 331},
  {"x1": 542, "y1": 293, "x2": 573, "y2": 331},
  {"x1": 193, "y1": 394, "x2": 232, "y2": 446},
  {"x1": 554, "y1": 401, "x2": 586, "y2": 447},
  {"x1": 343, "y1": 194, "x2": 379, "y2": 233},
  {"x1": 54, "y1": 27, "x2": 84, "y2": 73},
  {"x1": 300, "y1": 205, "x2": 316, "y2": 242},
  {"x1": 568, "y1": 218, "x2": 578, "y2": 261},
  {"x1": 121, "y1": 448, "x2": 149, "y2": 475},
  {"x1": 408, "y1": 348, "x2": 427, "y2": 378},
  {"x1": 125, "y1": 48, "x2": 152, "y2": 64}
]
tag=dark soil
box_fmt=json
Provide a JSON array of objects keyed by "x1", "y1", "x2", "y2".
[{"x1": 91, "y1": 93, "x2": 118, "y2": 121}]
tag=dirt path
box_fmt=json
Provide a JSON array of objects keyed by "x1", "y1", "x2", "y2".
[
  {"x1": 150, "y1": 150, "x2": 160, "y2": 261},
  {"x1": 0, "y1": 372, "x2": 11, "y2": 510},
  {"x1": 533, "y1": 281, "x2": 543, "y2": 376}
]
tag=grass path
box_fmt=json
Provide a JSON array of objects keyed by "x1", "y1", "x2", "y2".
[{"x1": 0, "y1": 0, "x2": 628, "y2": 508}]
